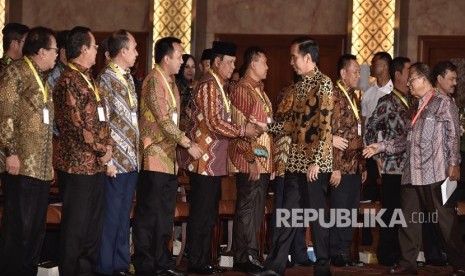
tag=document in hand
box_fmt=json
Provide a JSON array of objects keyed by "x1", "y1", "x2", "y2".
[{"x1": 441, "y1": 177, "x2": 457, "y2": 205}]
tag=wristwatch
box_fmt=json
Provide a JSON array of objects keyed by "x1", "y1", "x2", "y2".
[
  {"x1": 186, "y1": 141, "x2": 193, "y2": 149},
  {"x1": 247, "y1": 158, "x2": 256, "y2": 164}
]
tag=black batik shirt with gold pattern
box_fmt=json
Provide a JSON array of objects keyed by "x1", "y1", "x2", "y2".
[
  {"x1": 0, "y1": 58, "x2": 55, "y2": 181},
  {"x1": 269, "y1": 67, "x2": 333, "y2": 173}
]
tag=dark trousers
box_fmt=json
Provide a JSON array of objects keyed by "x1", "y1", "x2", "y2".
[
  {"x1": 271, "y1": 176, "x2": 308, "y2": 264},
  {"x1": 329, "y1": 173, "x2": 361, "y2": 257},
  {"x1": 96, "y1": 172, "x2": 138, "y2": 274},
  {"x1": 265, "y1": 173, "x2": 330, "y2": 275},
  {"x1": 0, "y1": 174, "x2": 50, "y2": 276},
  {"x1": 422, "y1": 220, "x2": 447, "y2": 263},
  {"x1": 376, "y1": 174, "x2": 402, "y2": 265},
  {"x1": 187, "y1": 172, "x2": 221, "y2": 269},
  {"x1": 233, "y1": 173, "x2": 270, "y2": 263},
  {"x1": 132, "y1": 171, "x2": 178, "y2": 274},
  {"x1": 58, "y1": 171, "x2": 106, "y2": 276},
  {"x1": 399, "y1": 182, "x2": 465, "y2": 271}
]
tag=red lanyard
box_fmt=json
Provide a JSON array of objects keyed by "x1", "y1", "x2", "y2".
[{"x1": 411, "y1": 91, "x2": 434, "y2": 127}]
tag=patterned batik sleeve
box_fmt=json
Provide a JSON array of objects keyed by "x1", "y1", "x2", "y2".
[
  {"x1": 365, "y1": 97, "x2": 392, "y2": 146},
  {"x1": 331, "y1": 89, "x2": 343, "y2": 171},
  {"x1": 230, "y1": 85, "x2": 259, "y2": 161},
  {"x1": 439, "y1": 97, "x2": 461, "y2": 166},
  {"x1": 200, "y1": 82, "x2": 245, "y2": 138},
  {"x1": 0, "y1": 66, "x2": 20, "y2": 155},
  {"x1": 144, "y1": 77, "x2": 187, "y2": 145}
]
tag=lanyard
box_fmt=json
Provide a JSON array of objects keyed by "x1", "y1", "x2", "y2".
[
  {"x1": 337, "y1": 81, "x2": 360, "y2": 121},
  {"x1": 392, "y1": 89, "x2": 409, "y2": 108},
  {"x1": 68, "y1": 63, "x2": 101, "y2": 102},
  {"x1": 411, "y1": 91, "x2": 434, "y2": 127},
  {"x1": 154, "y1": 65, "x2": 177, "y2": 109},
  {"x1": 209, "y1": 69, "x2": 231, "y2": 115},
  {"x1": 109, "y1": 62, "x2": 134, "y2": 108},
  {"x1": 24, "y1": 56, "x2": 47, "y2": 104},
  {"x1": 247, "y1": 83, "x2": 271, "y2": 114}
]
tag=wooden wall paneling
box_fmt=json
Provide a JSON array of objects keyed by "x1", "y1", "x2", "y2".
[
  {"x1": 215, "y1": 34, "x2": 346, "y2": 110},
  {"x1": 418, "y1": 36, "x2": 465, "y2": 67}
]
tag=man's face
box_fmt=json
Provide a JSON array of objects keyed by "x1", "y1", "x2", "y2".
[
  {"x1": 437, "y1": 69, "x2": 457, "y2": 95},
  {"x1": 216, "y1": 55, "x2": 236, "y2": 80},
  {"x1": 166, "y1": 42, "x2": 183, "y2": 75},
  {"x1": 251, "y1": 52, "x2": 268, "y2": 80},
  {"x1": 200, "y1": 59, "x2": 210, "y2": 75},
  {"x1": 397, "y1": 62, "x2": 411, "y2": 91},
  {"x1": 370, "y1": 56, "x2": 387, "y2": 78},
  {"x1": 407, "y1": 69, "x2": 426, "y2": 98},
  {"x1": 43, "y1": 36, "x2": 58, "y2": 70},
  {"x1": 122, "y1": 33, "x2": 138, "y2": 68},
  {"x1": 85, "y1": 32, "x2": 98, "y2": 66},
  {"x1": 290, "y1": 43, "x2": 311, "y2": 76},
  {"x1": 341, "y1": 59, "x2": 361, "y2": 89}
]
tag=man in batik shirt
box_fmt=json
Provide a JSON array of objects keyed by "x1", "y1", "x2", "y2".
[
  {"x1": 329, "y1": 54, "x2": 366, "y2": 267},
  {"x1": 265, "y1": 36, "x2": 333, "y2": 276},
  {"x1": 228, "y1": 47, "x2": 273, "y2": 274},
  {"x1": 0, "y1": 27, "x2": 57, "y2": 276},
  {"x1": 95, "y1": 29, "x2": 140, "y2": 276},
  {"x1": 183, "y1": 41, "x2": 261, "y2": 275},
  {"x1": 0, "y1": 23, "x2": 29, "y2": 187},
  {"x1": 365, "y1": 56, "x2": 411, "y2": 267},
  {"x1": 53, "y1": 26, "x2": 114, "y2": 276},
  {"x1": 133, "y1": 36, "x2": 201, "y2": 276},
  {"x1": 364, "y1": 62, "x2": 465, "y2": 275}
]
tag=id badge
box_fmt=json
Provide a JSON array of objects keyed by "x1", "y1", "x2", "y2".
[
  {"x1": 43, "y1": 108, "x2": 50, "y2": 125},
  {"x1": 172, "y1": 111, "x2": 178, "y2": 125},
  {"x1": 98, "y1": 106, "x2": 106, "y2": 122},
  {"x1": 267, "y1": 116, "x2": 273, "y2": 124},
  {"x1": 131, "y1": 112, "x2": 138, "y2": 126},
  {"x1": 357, "y1": 123, "x2": 362, "y2": 136}
]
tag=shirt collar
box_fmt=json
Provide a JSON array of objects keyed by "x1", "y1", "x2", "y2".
[
  {"x1": 69, "y1": 61, "x2": 92, "y2": 75},
  {"x1": 373, "y1": 79, "x2": 393, "y2": 94},
  {"x1": 243, "y1": 74, "x2": 262, "y2": 89},
  {"x1": 302, "y1": 66, "x2": 319, "y2": 80}
]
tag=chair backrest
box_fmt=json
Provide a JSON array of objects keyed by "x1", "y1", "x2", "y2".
[{"x1": 221, "y1": 176, "x2": 237, "y2": 201}]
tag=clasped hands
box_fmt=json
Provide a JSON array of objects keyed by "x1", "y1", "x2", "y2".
[{"x1": 245, "y1": 116, "x2": 267, "y2": 139}]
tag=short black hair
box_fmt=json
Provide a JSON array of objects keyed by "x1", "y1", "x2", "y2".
[
  {"x1": 2, "y1": 23, "x2": 29, "y2": 52},
  {"x1": 373, "y1": 51, "x2": 393, "y2": 66},
  {"x1": 390, "y1": 56, "x2": 411, "y2": 82},
  {"x1": 240, "y1": 46, "x2": 265, "y2": 76},
  {"x1": 22, "y1": 26, "x2": 55, "y2": 57},
  {"x1": 291, "y1": 36, "x2": 319, "y2": 63},
  {"x1": 410, "y1": 62, "x2": 432, "y2": 84},
  {"x1": 337, "y1": 54, "x2": 357, "y2": 78},
  {"x1": 432, "y1": 60, "x2": 457, "y2": 84},
  {"x1": 56, "y1": 30, "x2": 70, "y2": 50},
  {"x1": 154, "y1": 37, "x2": 181, "y2": 64},
  {"x1": 66, "y1": 26, "x2": 92, "y2": 60},
  {"x1": 108, "y1": 29, "x2": 131, "y2": 59}
]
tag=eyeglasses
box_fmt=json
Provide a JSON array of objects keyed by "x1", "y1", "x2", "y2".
[
  {"x1": 91, "y1": 44, "x2": 99, "y2": 50},
  {"x1": 407, "y1": 74, "x2": 423, "y2": 86},
  {"x1": 46, "y1": 47, "x2": 59, "y2": 54}
]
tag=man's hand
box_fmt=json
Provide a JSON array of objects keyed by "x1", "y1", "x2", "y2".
[
  {"x1": 306, "y1": 163, "x2": 320, "y2": 182},
  {"x1": 332, "y1": 135, "x2": 348, "y2": 151},
  {"x1": 6, "y1": 155, "x2": 20, "y2": 175},
  {"x1": 244, "y1": 122, "x2": 262, "y2": 139},
  {"x1": 106, "y1": 164, "x2": 117, "y2": 178},
  {"x1": 187, "y1": 142, "x2": 203, "y2": 160},
  {"x1": 362, "y1": 171, "x2": 367, "y2": 183},
  {"x1": 448, "y1": 165, "x2": 460, "y2": 181},
  {"x1": 248, "y1": 161, "x2": 260, "y2": 182},
  {"x1": 362, "y1": 143, "x2": 379, "y2": 159},
  {"x1": 99, "y1": 146, "x2": 112, "y2": 165},
  {"x1": 329, "y1": 170, "x2": 341, "y2": 187}
]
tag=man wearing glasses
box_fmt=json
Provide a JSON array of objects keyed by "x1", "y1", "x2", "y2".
[{"x1": 364, "y1": 63, "x2": 465, "y2": 275}]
